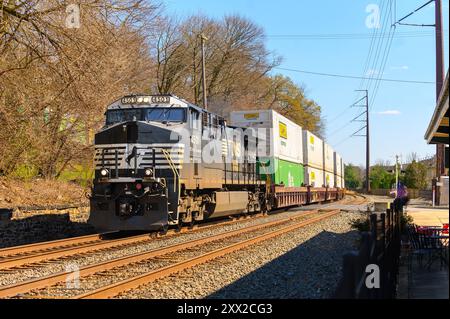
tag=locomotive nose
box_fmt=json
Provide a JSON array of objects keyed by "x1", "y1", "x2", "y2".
[
  {"x1": 119, "y1": 202, "x2": 132, "y2": 216},
  {"x1": 95, "y1": 121, "x2": 180, "y2": 145}
]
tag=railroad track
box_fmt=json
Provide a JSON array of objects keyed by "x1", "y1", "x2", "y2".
[
  {"x1": 0, "y1": 209, "x2": 340, "y2": 299},
  {"x1": 0, "y1": 210, "x2": 288, "y2": 271}
]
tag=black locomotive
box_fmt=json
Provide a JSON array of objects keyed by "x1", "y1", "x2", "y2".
[{"x1": 88, "y1": 94, "x2": 344, "y2": 231}]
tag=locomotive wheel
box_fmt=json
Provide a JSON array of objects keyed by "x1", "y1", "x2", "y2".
[
  {"x1": 159, "y1": 224, "x2": 169, "y2": 236},
  {"x1": 265, "y1": 202, "x2": 272, "y2": 214}
]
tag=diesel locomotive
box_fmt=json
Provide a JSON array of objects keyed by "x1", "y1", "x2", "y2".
[{"x1": 88, "y1": 94, "x2": 344, "y2": 231}]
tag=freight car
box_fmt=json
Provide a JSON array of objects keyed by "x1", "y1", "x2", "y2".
[{"x1": 88, "y1": 94, "x2": 345, "y2": 231}]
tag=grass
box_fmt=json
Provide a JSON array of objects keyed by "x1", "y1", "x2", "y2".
[
  {"x1": 350, "y1": 216, "x2": 370, "y2": 232},
  {"x1": 10, "y1": 164, "x2": 39, "y2": 180},
  {"x1": 58, "y1": 164, "x2": 94, "y2": 188},
  {"x1": 9, "y1": 163, "x2": 93, "y2": 188}
]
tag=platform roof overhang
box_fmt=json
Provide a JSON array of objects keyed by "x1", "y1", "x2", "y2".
[{"x1": 425, "y1": 72, "x2": 449, "y2": 145}]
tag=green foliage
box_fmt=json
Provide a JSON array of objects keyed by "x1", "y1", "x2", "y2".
[
  {"x1": 271, "y1": 75, "x2": 324, "y2": 137},
  {"x1": 344, "y1": 164, "x2": 362, "y2": 189},
  {"x1": 370, "y1": 165, "x2": 395, "y2": 189},
  {"x1": 350, "y1": 216, "x2": 370, "y2": 232},
  {"x1": 58, "y1": 164, "x2": 94, "y2": 188},
  {"x1": 401, "y1": 214, "x2": 414, "y2": 229},
  {"x1": 10, "y1": 164, "x2": 39, "y2": 180},
  {"x1": 403, "y1": 160, "x2": 427, "y2": 190}
]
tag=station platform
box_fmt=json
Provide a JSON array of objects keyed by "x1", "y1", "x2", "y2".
[
  {"x1": 397, "y1": 204, "x2": 449, "y2": 299},
  {"x1": 404, "y1": 206, "x2": 449, "y2": 227},
  {"x1": 398, "y1": 248, "x2": 449, "y2": 299}
]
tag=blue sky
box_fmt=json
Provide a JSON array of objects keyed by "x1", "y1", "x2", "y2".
[{"x1": 163, "y1": 0, "x2": 449, "y2": 166}]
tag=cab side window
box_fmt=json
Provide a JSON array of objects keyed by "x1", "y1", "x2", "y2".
[{"x1": 190, "y1": 109, "x2": 200, "y2": 130}]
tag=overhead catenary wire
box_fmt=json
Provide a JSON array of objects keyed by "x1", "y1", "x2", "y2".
[
  {"x1": 274, "y1": 67, "x2": 435, "y2": 84},
  {"x1": 393, "y1": 0, "x2": 435, "y2": 27},
  {"x1": 365, "y1": 0, "x2": 394, "y2": 96},
  {"x1": 266, "y1": 31, "x2": 436, "y2": 40},
  {"x1": 370, "y1": 2, "x2": 397, "y2": 111},
  {"x1": 327, "y1": 96, "x2": 366, "y2": 125},
  {"x1": 328, "y1": 0, "x2": 387, "y2": 147}
]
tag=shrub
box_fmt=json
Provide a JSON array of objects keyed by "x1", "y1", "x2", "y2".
[{"x1": 350, "y1": 216, "x2": 370, "y2": 232}]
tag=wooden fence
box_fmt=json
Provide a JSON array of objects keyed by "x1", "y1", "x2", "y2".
[{"x1": 334, "y1": 204, "x2": 403, "y2": 298}]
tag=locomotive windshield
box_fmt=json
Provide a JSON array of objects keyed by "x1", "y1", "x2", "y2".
[
  {"x1": 106, "y1": 108, "x2": 186, "y2": 125},
  {"x1": 146, "y1": 108, "x2": 186, "y2": 122}
]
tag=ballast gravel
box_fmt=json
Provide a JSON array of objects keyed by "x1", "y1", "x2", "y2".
[
  {"x1": 0, "y1": 207, "x2": 361, "y2": 288},
  {"x1": 116, "y1": 211, "x2": 365, "y2": 299}
]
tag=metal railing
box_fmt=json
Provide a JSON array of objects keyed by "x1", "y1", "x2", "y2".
[{"x1": 334, "y1": 203, "x2": 403, "y2": 299}]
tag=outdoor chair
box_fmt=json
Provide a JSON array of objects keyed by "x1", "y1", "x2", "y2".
[
  {"x1": 410, "y1": 225, "x2": 448, "y2": 269},
  {"x1": 407, "y1": 225, "x2": 430, "y2": 268}
]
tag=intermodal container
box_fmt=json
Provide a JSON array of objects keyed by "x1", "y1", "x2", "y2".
[
  {"x1": 230, "y1": 110, "x2": 304, "y2": 187},
  {"x1": 302, "y1": 131, "x2": 324, "y2": 170}
]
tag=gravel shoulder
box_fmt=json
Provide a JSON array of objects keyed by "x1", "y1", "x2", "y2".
[
  {"x1": 0, "y1": 209, "x2": 331, "y2": 288},
  {"x1": 117, "y1": 211, "x2": 365, "y2": 299}
]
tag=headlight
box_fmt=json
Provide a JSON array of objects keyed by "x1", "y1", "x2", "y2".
[
  {"x1": 100, "y1": 168, "x2": 109, "y2": 177},
  {"x1": 144, "y1": 168, "x2": 153, "y2": 176}
]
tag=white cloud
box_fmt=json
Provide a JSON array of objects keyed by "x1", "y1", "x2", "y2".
[
  {"x1": 365, "y1": 69, "x2": 379, "y2": 77},
  {"x1": 390, "y1": 65, "x2": 409, "y2": 71},
  {"x1": 376, "y1": 110, "x2": 401, "y2": 115}
]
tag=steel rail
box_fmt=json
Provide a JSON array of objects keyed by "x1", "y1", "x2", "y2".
[
  {"x1": 76, "y1": 209, "x2": 341, "y2": 299},
  {"x1": 0, "y1": 233, "x2": 154, "y2": 270},
  {"x1": 0, "y1": 210, "x2": 322, "y2": 298},
  {"x1": 0, "y1": 211, "x2": 282, "y2": 270},
  {"x1": 0, "y1": 233, "x2": 110, "y2": 258}
]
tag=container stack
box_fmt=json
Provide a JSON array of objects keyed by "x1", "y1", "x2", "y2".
[
  {"x1": 323, "y1": 142, "x2": 335, "y2": 188},
  {"x1": 302, "y1": 131, "x2": 324, "y2": 187},
  {"x1": 334, "y1": 152, "x2": 344, "y2": 188},
  {"x1": 230, "y1": 109, "x2": 345, "y2": 189},
  {"x1": 230, "y1": 110, "x2": 304, "y2": 187}
]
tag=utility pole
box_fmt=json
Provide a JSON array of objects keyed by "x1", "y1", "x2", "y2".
[
  {"x1": 393, "y1": 0, "x2": 446, "y2": 204},
  {"x1": 352, "y1": 90, "x2": 370, "y2": 193},
  {"x1": 395, "y1": 155, "x2": 399, "y2": 198},
  {"x1": 366, "y1": 91, "x2": 370, "y2": 194},
  {"x1": 435, "y1": 0, "x2": 445, "y2": 205},
  {"x1": 200, "y1": 34, "x2": 208, "y2": 110}
]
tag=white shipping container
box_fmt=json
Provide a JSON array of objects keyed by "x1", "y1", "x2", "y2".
[
  {"x1": 323, "y1": 142, "x2": 335, "y2": 173},
  {"x1": 229, "y1": 110, "x2": 303, "y2": 164},
  {"x1": 302, "y1": 131, "x2": 324, "y2": 170},
  {"x1": 335, "y1": 175, "x2": 343, "y2": 188},
  {"x1": 333, "y1": 152, "x2": 342, "y2": 177},
  {"x1": 333, "y1": 152, "x2": 346, "y2": 188},
  {"x1": 324, "y1": 171, "x2": 335, "y2": 188},
  {"x1": 304, "y1": 166, "x2": 324, "y2": 188}
]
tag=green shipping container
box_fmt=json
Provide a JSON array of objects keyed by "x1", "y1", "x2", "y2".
[{"x1": 257, "y1": 157, "x2": 304, "y2": 187}]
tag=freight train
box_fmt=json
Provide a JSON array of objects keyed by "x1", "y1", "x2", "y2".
[{"x1": 88, "y1": 94, "x2": 345, "y2": 231}]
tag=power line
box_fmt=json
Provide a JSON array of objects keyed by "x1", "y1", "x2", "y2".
[
  {"x1": 266, "y1": 31, "x2": 436, "y2": 40},
  {"x1": 358, "y1": 0, "x2": 388, "y2": 92},
  {"x1": 371, "y1": 25, "x2": 396, "y2": 111},
  {"x1": 393, "y1": 0, "x2": 435, "y2": 27},
  {"x1": 366, "y1": 0, "x2": 394, "y2": 96},
  {"x1": 274, "y1": 67, "x2": 435, "y2": 84},
  {"x1": 370, "y1": 2, "x2": 397, "y2": 111},
  {"x1": 327, "y1": 96, "x2": 366, "y2": 125}
]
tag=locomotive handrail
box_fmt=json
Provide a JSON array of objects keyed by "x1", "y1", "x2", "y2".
[{"x1": 160, "y1": 148, "x2": 181, "y2": 194}]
